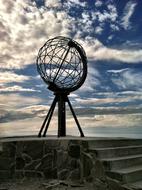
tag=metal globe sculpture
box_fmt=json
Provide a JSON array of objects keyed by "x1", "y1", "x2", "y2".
[
  {"x1": 37, "y1": 36, "x2": 87, "y2": 92},
  {"x1": 36, "y1": 36, "x2": 87, "y2": 137}
]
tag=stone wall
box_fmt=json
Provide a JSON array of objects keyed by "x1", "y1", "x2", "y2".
[
  {"x1": 0, "y1": 138, "x2": 130, "y2": 190},
  {"x1": 0, "y1": 139, "x2": 89, "y2": 181}
]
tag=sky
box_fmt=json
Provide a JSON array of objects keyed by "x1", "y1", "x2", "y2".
[{"x1": 0, "y1": 0, "x2": 142, "y2": 137}]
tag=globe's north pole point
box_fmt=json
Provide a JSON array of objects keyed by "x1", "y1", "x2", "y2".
[
  {"x1": 36, "y1": 36, "x2": 87, "y2": 93},
  {"x1": 36, "y1": 36, "x2": 87, "y2": 137}
]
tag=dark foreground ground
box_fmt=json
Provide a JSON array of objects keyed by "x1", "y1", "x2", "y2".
[{"x1": 0, "y1": 179, "x2": 93, "y2": 190}]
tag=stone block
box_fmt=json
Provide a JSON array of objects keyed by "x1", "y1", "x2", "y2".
[
  {"x1": 0, "y1": 158, "x2": 14, "y2": 170},
  {"x1": 57, "y1": 150, "x2": 68, "y2": 170},
  {"x1": 58, "y1": 169, "x2": 69, "y2": 180},
  {"x1": 69, "y1": 159, "x2": 80, "y2": 170},
  {"x1": 22, "y1": 141, "x2": 44, "y2": 159},
  {"x1": 24, "y1": 159, "x2": 41, "y2": 170},
  {"x1": 43, "y1": 167, "x2": 54, "y2": 179},
  {"x1": 93, "y1": 179, "x2": 109, "y2": 190},
  {"x1": 40, "y1": 153, "x2": 53, "y2": 170},
  {"x1": 0, "y1": 142, "x2": 3, "y2": 152},
  {"x1": 2, "y1": 142, "x2": 16, "y2": 158},
  {"x1": 82, "y1": 153, "x2": 93, "y2": 178},
  {"x1": 0, "y1": 170, "x2": 11, "y2": 180},
  {"x1": 59, "y1": 140, "x2": 69, "y2": 151},
  {"x1": 107, "y1": 178, "x2": 127, "y2": 190},
  {"x1": 91, "y1": 160, "x2": 106, "y2": 180},
  {"x1": 24, "y1": 170, "x2": 43, "y2": 178},
  {"x1": 44, "y1": 140, "x2": 60, "y2": 153},
  {"x1": 14, "y1": 170, "x2": 24, "y2": 179},
  {"x1": 22, "y1": 153, "x2": 32, "y2": 163},
  {"x1": 16, "y1": 157, "x2": 25, "y2": 169},
  {"x1": 68, "y1": 144, "x2": 80, "y2": 158},
  {"x1": 69, "y1": 168, "x2": 81, "y2": 181}
]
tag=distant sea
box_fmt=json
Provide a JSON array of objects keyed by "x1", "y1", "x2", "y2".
[{"x1": 1, "y1": 125, "x2": 142, "y2": 139}]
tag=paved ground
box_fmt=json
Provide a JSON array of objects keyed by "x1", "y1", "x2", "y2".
[{"x1": 0, "y1": 179, "x2": 93, "y2": 190}]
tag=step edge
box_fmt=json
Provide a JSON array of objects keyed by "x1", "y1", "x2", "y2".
[
  {"x1": 101, "y1": 154, "x2": 142, "y2": 162},
  {"x1": 89, "y1": 144, "x2": 142, "y2": 151}
]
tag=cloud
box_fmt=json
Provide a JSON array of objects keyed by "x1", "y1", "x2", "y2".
[
  {"x1": 76, "y1": 95, "x2": 142, "y2": 106},
  {"x1": 0, "y1": 103, "x2": 52, "y2": 124},
  {"x1": 0, "y1": 0, "x2": 141, "y2": 71},
  {"x1": 45, "y1": 0, "x2": 62, "y2": 8},
  {"x1": 0, "y1": 71, "x2": 30, "y2": 84},
  {"x1": 107, "y1": 68, "x2": 129, "y2": 74},
  {"x1": 78, "y1": 66, "x2": 101, "y2": 92},
  {"x1": 121, "y1": 1, "x2": 137, "y2": 30},
  {"x1": 78, "y1": 113, "x2": 142, "y2": 129},
  {"x1": 111, "y1": 69, "x2": 142, "y2": 90},
  {"x1": 95, "y1": 26, "x2": 103, "y2": 34},
  {"x1": 95, "y1": 0, "x2": 102, "y2": 7},
  {"x1": 0, "y1": 85, "x2": 40, "y2": 92},
  {"x1": 65, "y1": 0, "x2": 86, "y2": 8},
  {"x1": 79, "y1": 37, "x2": 142, "y2": 63},
  {"x1": 0, "y1": 0, "x2": 72, "y2": 69},
  {"x1": 0, "y1": 93, "x2": 42, "y2": 108}
]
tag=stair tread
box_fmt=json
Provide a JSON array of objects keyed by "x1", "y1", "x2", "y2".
[
  {"x1": 101, "y1": 154, "x2": 142, "y2": 162},
  {"x1": 111, "y1": 165, "x2": 142, "y2": 174},
  {"x1": 126, "y1": 181, "x2": 142, "y2": 189},
  {"x1": 90, "y1": 144, "x2": 142, "y2": 151}
]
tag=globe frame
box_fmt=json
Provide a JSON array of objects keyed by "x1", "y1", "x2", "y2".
[
  {"x1": 36, "y1": 36, "x2": 87, "y2": 93},
  {"x1": 36, "y1": 36, "x2": 87, "y2": 137}
]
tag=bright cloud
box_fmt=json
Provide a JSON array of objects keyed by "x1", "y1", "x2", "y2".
[
  {"x1": 0, "y1": 0, "x2": 72, "y2": 69},
  {"x1": 76, "y1": 95, "x2": 142, "y2": 106},
  {"x1": 121, "y1": 1, "x2": 137, "y2": 30},
  {"x1": 0, "y1": 71, "x2": 30, "y2": 84},
  {"x1": 79, "y1": 38, "x2": 142, "y2": 63},
  {"x1": 112, "y1": 70, "x2": 142, "y2": 90},
  {"x1": 0, "y1": 85, "x2": 40, "y2": 92}
]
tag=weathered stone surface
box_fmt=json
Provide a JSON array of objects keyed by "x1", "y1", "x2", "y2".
[
  {"x1": 44, "y1": 140, "x2": 60, "y2": 154},
  {"x1": 68, "y1": 144, "x2": 80, "y2": 158},
  {"x1": 0, "y1": 170, "x2": 11, "y2": 180},
  {"x1": 107, "y1": 177, "x2": 128, "y2": 190},
  {"x1": 59, "y1": 140, "x2": 69, "y2": 151},
  {"x1": 24, "y1": 170, "x2": 43, "y2": 178},
  {"x1": 41, "y1": 153, "x2": 53, "y2": 169},
  {"x1": 91, "y1": 159, "x2": 106, "y2": 180},
  {"x1": 22, "y1": 153, "x2": 32, "y2": 163},
  {"x1": 57, "y1": 150, "x2": 68, "y2": 170},
  {"x1": 0, "y1": 138, "x2": 131, "y2": 190},
  {"x1": 24, "y1": 159, "x2": 41, "y2": 170},
  {"x1": 69, "y1": 158, "x2": 80, "y2": 169},
  {"x1": 22, "y1": 141, "x2": 44, "y2": 159},
  {"x1": 69, "y1": 168, "x2": 81, "y2": 181},
  {"x1": 0, "y1": 158, "x2": 14, "y2": 170},
  {"x1": 14, "y1": 170, "x2": 24, "y2": 179},
  {"x1": 0, "y1": 142, "x2": 3, "y2": 152},
  {"x1": 58, "y1": 169, "x2": 69, "y2": 180},
  {"x1": 93, "y1": 178, "x2": 109, "y2": 190},
  {"x1": 16, "y1": 157, "x2": 25, "y2": 169},
  {"x1": 43, "y1": 167, "x2": 54, "y2": 179},
  {"x1": 82, "y1": 152, "x2": 93, "y2": 178},
  {"x1": 2, "y1": 142, "x2": 16, "y2": 157}
]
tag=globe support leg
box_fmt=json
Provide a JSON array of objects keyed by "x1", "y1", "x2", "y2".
[
  {"x1": 58, "y1": 94, "x2": 66, "y2": 137},
  {"x1": 67, "y1": 97, "x2": 84, "y2": 137},
  {"x1": 38, "y1": 94, "x2": 84, "y2": 137},
  {"x1": 38, "y1": 96, "x2": 57, "y2": 137}
]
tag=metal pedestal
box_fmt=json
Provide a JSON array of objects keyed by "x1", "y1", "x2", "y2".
[{"x1": 38, "y1": 93, "x2": 84, "y2": 137}]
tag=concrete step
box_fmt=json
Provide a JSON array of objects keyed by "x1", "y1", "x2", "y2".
[
  {"x1": 90, "y1": 145, "x2": 142, "y2": 159},
  {"x1": 106, "y1": 165, "x2": 142, "y2": 183},
  {"x1": 102, "y1": 154, "x2": 142, "y2": 170},
  {"x1": 88, "y1": 139, "x2": 142, "y2": 149},
  {"x1": 125, "y1": 180, "x2": 142, "y2": 190}
]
